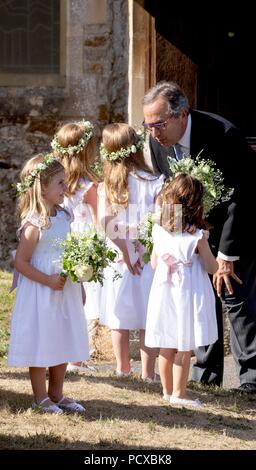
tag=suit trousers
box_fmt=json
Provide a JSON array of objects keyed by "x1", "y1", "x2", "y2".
[
  {"x1": 191, "y1": 293, "x2": 224, "y2": 386},
  {"x1": 191, "y1": 256, "x2": 256, "y2": 386}
]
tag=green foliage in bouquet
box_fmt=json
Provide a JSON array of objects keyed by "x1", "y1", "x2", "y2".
[
  {"x1": 167, "y1": 151, "x2": 234, "y2": 216},
  {"x1": 137, "y1": 211, "x2": 161, "y2": 263},
  {"x1": 60, "y1": 228, "x2": 118, "y2": 285}
]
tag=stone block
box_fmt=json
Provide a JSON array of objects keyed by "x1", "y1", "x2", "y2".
[{"x1": 85, "y1": 0, "x2": 107, "y2": 25}]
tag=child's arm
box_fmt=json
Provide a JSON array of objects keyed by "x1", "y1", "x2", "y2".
[
  {"x1": 98, "y1": 190, "x2": 141, "y2": 275},
  {"x1": 15, "y1": 224, "x2": 66, "y2": 290},
  {"x1": 83, "y1": 183, "x2": 98, "y2": 226},
  {"x1": 197, "y1": 235, "x2": 218, "y2": 274},
  {"x1": 104, "y1": 224, "x2": 141, "y2": 275},
  {"x1": 100, "y1": 210, "x2": 141, "y2": 275},
  {"x1": 151, "y1": 248, "x2": 158, "y2": 270}
]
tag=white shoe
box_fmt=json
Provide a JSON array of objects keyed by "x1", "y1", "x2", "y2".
[
  {"x1": 32, "y1": 397, "x2": 63, "y2": 414},
  {"x1": 116, "y1": 370, "x2": 132, "y2": 378},
  {"x1": 142, "y1": 373, "x2": 161, "y2": 384},
  {"x1": 67, "y1": 362, "x2": 97, "y2": 373},
  {"x1": 169, "y1": 396, "x2": 201, "y2": 408},
  {"x1": 162, "y1": 394, "x2": 172, "y2": 402},
  {"x1": 57, "y1": 396, "x2": 85, "y2": 413}
]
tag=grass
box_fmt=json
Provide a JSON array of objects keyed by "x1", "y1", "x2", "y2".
[
  {"x1": 0, "y1": 270, "x2": 256, "y2": 450},
  {"x1": 0, "y1": 271, "x2": 15, "y2": 365}
]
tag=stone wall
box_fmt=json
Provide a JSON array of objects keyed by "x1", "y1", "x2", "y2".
[{"x1": 0, "y1": 0, "x2": 129, "y2": 268}]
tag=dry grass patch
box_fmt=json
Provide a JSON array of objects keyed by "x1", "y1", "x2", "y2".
[
  {"x1": 0, "y1": 367, "x2": 256, "y2": 450},
  {"x1": 1, "y1": 270, "x2": 256, "y2": 450}
]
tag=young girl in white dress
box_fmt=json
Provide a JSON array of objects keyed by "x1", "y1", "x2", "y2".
[
  {"x1": 52, "y1": 120, "x2": 100, "y2": 372},
  {"x1": 98, "y1": 123, "x2": 164, "y2": 380},
  {"x1": 8, "y1": 154, "x2": 89, "y2": 413},
  {"x1": 145, "y1": 174, "x2": 218, "y2": 407}
]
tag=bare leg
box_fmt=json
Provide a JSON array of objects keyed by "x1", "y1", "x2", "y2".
[
  {"x1": 172, "y1": 350, "x2": 191, "y2": 398},
  {"x1": 111, "y1": 329, "x2": 130, "y2": 373},
  {"x1": 158, "y1": 348, "x2": 176, "y2": 396},
  {"x1": 140, "y1": 329, "x2": 158, "y2": 379},
  {"x1": 48, "y1": 363, "x2": 67, "y2": 403},
  {"x1": 29, "y1": 367, "x2": 48, "y2": 404}
]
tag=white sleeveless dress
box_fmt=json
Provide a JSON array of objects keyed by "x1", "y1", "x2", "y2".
[
  {"x1": 8, "y1": 210, "x2": 89, "y2": 367},
  {"x1": 99, "y1": 170, "x2": 164, "y2": 329},
  {"x1": 63, "y1": 177, "x2": 101, "y2": 320},
  {"x1": 145, "y1": 225, "x2": 218, "y2": 351}
]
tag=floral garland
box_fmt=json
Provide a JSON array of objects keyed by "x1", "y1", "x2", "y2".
[
  {"x1": 100, "y1": 130, "x2": 145, "y2": 162},
  {"x1": 51, "y1": 120, "x2": 94, "y2": 157},
  {"x1": 16, "y1": 154, "x2": 59, "y2": 195},
  {"x1": 167, "y1": 151, "x2": 234, "y2": 216}
]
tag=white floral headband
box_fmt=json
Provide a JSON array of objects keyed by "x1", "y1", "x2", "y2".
[
  {"x1": 16, "y1": 154, "x2": 59, "y2": 195},
  {"x1": 100, "y1": 130, "x2": 145, "y2": 162},
  {"x1": 51, "y1": 120, "x2": 94, "y2": 157}
]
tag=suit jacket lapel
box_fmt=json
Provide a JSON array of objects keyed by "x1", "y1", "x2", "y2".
[
  {"x1": 149, "y1": 136, "x2": 174, "y2": 176},
  {"x1": 190, "y1": 110, "x2": 215, "y2": 159}
]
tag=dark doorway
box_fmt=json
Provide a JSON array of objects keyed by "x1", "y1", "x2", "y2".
[{"x1": 142, "y1": 1, "x2": 256, "y2": 137}]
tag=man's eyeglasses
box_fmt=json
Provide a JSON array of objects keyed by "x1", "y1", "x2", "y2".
[{"x1": 142, "y1": 115, "x2": 174, "y2": 132}]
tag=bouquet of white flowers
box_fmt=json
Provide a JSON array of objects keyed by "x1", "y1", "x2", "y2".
[
  {"x1": 136, "y1": 211, "x2": 161, "y2": 263},
  {"x1": 60, "y1": 227, "x2": 119, "y2": 285},
  {"x1": 167, "y1": 152, "x2": 234, "y2": 216}
]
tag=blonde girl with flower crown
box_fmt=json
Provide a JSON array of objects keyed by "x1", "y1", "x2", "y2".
[
  {"x1": 8, "y1": 154, "x2": 89, "y2": 414},
  {"x1": 51, "y1": 120, "x2": 100, "y2": 372},
  {"x1": 145, "y1": 174, "x2": 218, "y2": 407},
  {"x1": 98, "y1": 123, "x2": 164, "y2": 380}
]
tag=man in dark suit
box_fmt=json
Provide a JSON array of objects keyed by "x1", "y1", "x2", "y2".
[{"x1": 143, "y1": 81, "x2": 256, "y2": 392}]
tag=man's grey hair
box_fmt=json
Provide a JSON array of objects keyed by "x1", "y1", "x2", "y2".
[{"x1": 142, "y1": 81, "x2": 189, "y2": 117}]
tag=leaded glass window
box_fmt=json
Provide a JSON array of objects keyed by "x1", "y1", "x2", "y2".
[{"x1": 0, "y1": 0, "x2": 60, "y2": 74}]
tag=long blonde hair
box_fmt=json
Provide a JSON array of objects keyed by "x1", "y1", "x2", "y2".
[
  {"x1": 18, "y1": 154, "x2": 65, "y2": 229},
  {"x1": 102, "y1": 123, "x2": 151, "y2": 208},
  {"x1": 54, "y1": 122, "x2": 98, "y2": 195}
]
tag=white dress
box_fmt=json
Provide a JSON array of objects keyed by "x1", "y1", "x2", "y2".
[
  {"x1": 63, "y1": 177, "x2": 101, "y2": 321},
  {"x1": 99, "y1": 170, "x2": 164, "y2": 330},
  {"x1": 145, "y1": 224, "x2": 218, "y2": 351},
  {"x1": 8, "y1": 210, "x2": 89, "y2": 367}
]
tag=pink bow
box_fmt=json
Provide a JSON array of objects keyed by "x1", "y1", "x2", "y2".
[
  {"x1": 161, "y1": 254, "x2": 193, "y2": 285},
  {"x1": 9, "y1": 250, "x2": 19, "y2": 293},
  {"x1": 9, "y1": 269, "x2": 19, "y2": 293},
  {"x1": 161, "y1": 253, "x2": 181, "y2": 284}
]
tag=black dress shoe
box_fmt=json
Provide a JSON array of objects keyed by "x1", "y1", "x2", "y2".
[{"x1": 232, "y1": 383, "x2": 256, "y2": 394}]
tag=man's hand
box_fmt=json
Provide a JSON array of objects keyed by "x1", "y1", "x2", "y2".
[{"x1": 213, "y1": 257, "x2": 242, "y2": 297}]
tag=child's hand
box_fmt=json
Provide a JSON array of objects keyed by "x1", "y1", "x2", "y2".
[
  {"x1": 133, "y1": 258, "x2": 143, "y2": 275},
  {"x1": 122, "y1": 251, "x2": 142, "y2": 275},
  {"x1": 48, "y1": 274, "x2": 67, "y2": 290}
]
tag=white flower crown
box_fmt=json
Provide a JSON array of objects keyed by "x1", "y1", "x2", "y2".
[
  {"x1": 100, "y1": 130, "x2": 145, "y2": 162},
  {"x1": 16, "y1": 154, "x2": 59, "y2": 195},
  {"x1": 51, "y1": 120, "x2": 94, "y2": 157}
]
